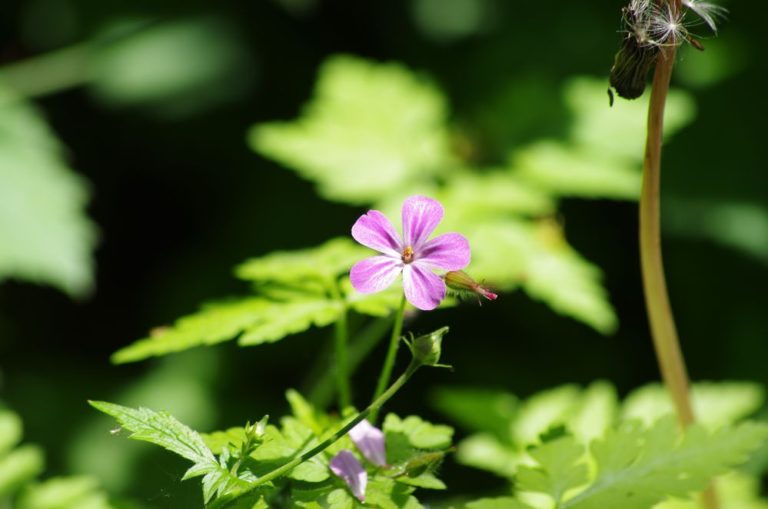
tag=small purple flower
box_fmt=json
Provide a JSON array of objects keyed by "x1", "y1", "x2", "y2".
[
  {"x1": 330, "y1": 450, "x2": 367, "y2": 502},
  {"x1": 349, "y1": 419, "x2": 387, "y2": 467},
  {"x1": 350, "y1": 195, "x2": 471, "y2": 311}
]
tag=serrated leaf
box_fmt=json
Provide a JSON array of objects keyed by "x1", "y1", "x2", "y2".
[
  {"x1": 384, "y1": 415, "x2": 453, "y2": 451},
  {"x1": 0, "y1": 84, "x2": 96, "y2": 296},
  {"x1": 112, "y1": 298, "x2": 271, "y2": 363},
  {"x1": 89, "y1": 401, "x2": 215, "y2": 465},
  {"x1": 235, "y1": 238, "x2": 367, "y2": 287},
  {"x1": 0, "y1": 444, "x2": 45, "y2": 497},
  {"x1": 237, "y1": 298, "x2": 342, "y2": 346},
  {"x1": 112, "y1": 295, "x2": 342, "y2": 363},
  {"x1": 89, "y1": 401, "x2": 246, "y2": 503},
  {"x1": 248, "y1": 55, "x2": 453, "y2": 203},
  {"x1": 559, "y1": 417, "x2": 768, "y2": 509},
  {"x1": 517, "y1": 437, "x2": 588, "y2": 505}
]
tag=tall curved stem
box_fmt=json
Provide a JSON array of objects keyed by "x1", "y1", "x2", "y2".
[{"x1": 640, "y1": 6, "x2": 719, "y2": 507}]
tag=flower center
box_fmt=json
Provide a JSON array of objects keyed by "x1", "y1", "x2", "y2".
[{"x1": 401, "y1": 246, "x2": 414, "y2": 264}]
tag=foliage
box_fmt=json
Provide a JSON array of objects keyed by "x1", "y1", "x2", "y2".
[
  {"x1": 249, "y1": 56, "x2": 697, "y2": 333},
  {"x1": 0, "y1": 406, "x2": 114, "y2": 508},
  {"x1": 111, "y1": 238, "x2": 395, "y2": 363},
  {"x1": 435, "y1": 381, "x2": 768, "y2": 508},
  {"x1": 91, "y1": 391, "x2": 454, "y2": 508},
  {"x1": 0, "y1": 84, "x2": 96, "y2": 296}
]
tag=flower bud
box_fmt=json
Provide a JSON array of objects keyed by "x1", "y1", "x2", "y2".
[
  {"x1": 405, "y1": 327, "x2": 449, "y2": 368},
  {"x1": 444, "y1": 271, "x2": 498, "y2": 302}
]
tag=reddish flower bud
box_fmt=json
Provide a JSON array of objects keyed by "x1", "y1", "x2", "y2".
[{"x1": 443, "y1": 271, "x2": 498, "y2": 302}]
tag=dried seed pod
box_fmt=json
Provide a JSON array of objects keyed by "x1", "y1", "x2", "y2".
[{"x1": 609, "y1": 34, "x2": 660, "y2": 100}]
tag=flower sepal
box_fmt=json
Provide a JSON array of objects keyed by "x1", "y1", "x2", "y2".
[{"x1": 404, "y1": 327, "x2": 451, "y2": 369}]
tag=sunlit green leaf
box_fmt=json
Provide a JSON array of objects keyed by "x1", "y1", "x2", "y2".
[
  {"x1": 249, "y1": 55, "x2": 453, "y2": 203},
  {"x1": 564, "y1": 77, "x2": 696, "y2": 161},
  {"x1": 0, "y1": 84, "x2": 96, "y2": 295},
  {"x1": 517, "y1": 437, "x2": 588, "y2": 505},
  {"x1": 513, "y1": 141, "x2": 641, "y2": 199},
  {"x1": 465, "y1": 497, "x2": 534, "y2": 509},
  {"x1": 236, "y1": 238, "x2": 367, "y2": 288},
  {"x1": 622, "y1": 382, "x2": 765, "y2": 429},
  {"x1": 560, "y1": 417, "x2": 768, "y2": 509}
]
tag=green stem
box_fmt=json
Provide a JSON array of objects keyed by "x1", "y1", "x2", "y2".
[
  {"x1": 370, "y1": 294, "x2": 407, "y2": 422},
  {"x1": 218, "y1": 360, "x2": 421, "y2": 507},
  {"x1": 334, "y1": 307, "x2": 351, "y2": 409},
  {"x1": 307, "y1": 317, "x2": 393, "y2": 408}
]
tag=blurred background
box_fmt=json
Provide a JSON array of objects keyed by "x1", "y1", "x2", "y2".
[{"x1": 1, "y1": 0, "x2": 766, "y2": 506}]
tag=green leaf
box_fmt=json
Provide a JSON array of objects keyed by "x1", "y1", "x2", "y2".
[
  {"x1": 111, "y1": 298, "x2": 271, "y2": 363},
  {"x1": 0, "y1": 409, "x2": 23, "y2": 455},
  {"x1": 111, "y1": 296, "x2": 342, "y2": 363},
  {"x1": 430, "y1": 387, "x2": 518, "y2": 443},
  {"x1": 622, "y1": 382, "x2": 765, "y2": 430},
  {"x1": 517, "y1": 437, "x2": 588, "y2": 505},
  {"x1": 16, "y1": 476, "x2": 113, "y2": 509},
  {"x1": 237, "y1": 298, "x2": 342, "y2": 346},
  {"x1": 559, "y1": 417, "x2": 768, "y2": 509},
  {"x1": 439, "y1": 171, "x2": 555, "y2": 217},
  {"x1": 0, "y1": 444, "x2": 45, "y2": 497},
  {"x1": 457, "y1": 220, "x2": 617, "y2": 334},
  {"x1": 89, "y1": 401, "x2": 215, "y2": 466},
  {"x1": 0, "y1": 84, "x2": 96, "y2": 296},
  {"x1": 89, "y1": 401, "x2": 246, "y2": 503},
  {"x1": 564, "y1": 77, "x2": 696, "y2": 161},
  {"x1": 248, "y1": 55, "x2": 453, "y2": 203},
  {"x1": 465, "y1": 497, "x2": 534, "y2": 509},
  {"x1": 513, "y1": 141, "x2": 641, "y2": 200},
  {"x1": 384, "y1": 414, "x2": 453, "y2": 470},
  {"x1": 235, "y1": 238, "x2": 367, "y2": 288},
  {"x1": 365, "y1": 477, "x2": 421, "y2": 509},
  {"x1": 203, "y1": 427, "x2": 250, "y2": 455},
  {"x1": 455, "y1": 433, "x2": 520, "y2": 479}
]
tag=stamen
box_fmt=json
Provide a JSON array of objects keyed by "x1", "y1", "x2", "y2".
[{"x1": 402, "y1": 246, "x2": 414, "y2": 264}]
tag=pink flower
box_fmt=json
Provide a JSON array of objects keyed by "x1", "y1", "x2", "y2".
[
  {"x1": 330, "y1": 450, "x2": 367, "y2": 501},
  {"x1": 349, "y1": 419, "x2": 387, "y2": 467},
  {"x1": 350, "y1": 196, "x2": 471, "y2": 311}
]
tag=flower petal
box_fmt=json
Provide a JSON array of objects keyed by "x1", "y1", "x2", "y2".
[
  {"x1": 403, "y1": 263, "x2": 446, "y2": 311},
  {"x1": 349, "y1": 419, "x2": 387, "y2": 467},
  {"x1": 351, "y1": 210, "x2": 402, "y2": 256},
  {"x1": 402, "y1": 195, "x2": 444, "y2": 249},
  {"x1": 330, "y1": 450, "x2": 367, "y2": 502},
  {"x1": 350, "y1": 256, "x2": 402, "y2": 294},
  {"x1": 418, "y1": 232, "x2": 471, "y2": 271}
]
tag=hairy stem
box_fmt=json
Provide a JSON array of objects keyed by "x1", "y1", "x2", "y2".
[
  {"x1": 216, "y1": 360, "x2": 421, "y2": 507},
  {"x1": 370, "y1": 294, "x2": 407, "y2": 422},
  {"x1": 640, "y1": 3, "x2": 718, "y2": 507}
]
